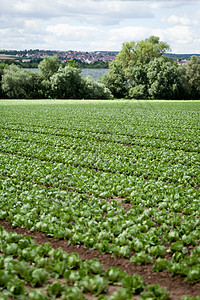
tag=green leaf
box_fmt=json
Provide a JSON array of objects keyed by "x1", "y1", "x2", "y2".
[
  {"x1": 139, "y1": 284, "x2": 170, "y2": 300},
  {"x1": 31, "y1": 268, "x2": 49, "y2": 287},
  {"x1": 153, "y1": 258, "x2": 171, "y2": 272},
  {"x1": 130, "y1": 251, "x2": 153, "y2": 265},
  {"x1": 46, "y1": 280, "x2": 66, "y2": 297},
  {"x1": 0, "y1": 270, "x2": 12, "y2": 288},
  {"x1": 148, "y1": 245, "x2": 166, "y2": 258},
  {"x1": 67, "y1": 253, "x2": 82, "y2": 270},
  {"x1": 122, "y1": 274, "x2": 146, "y2": 294},
  {"x1": 81, "y1": 275, "x2": 108, "y2": 296},
  {"x1": 61, "y1": 286, "x2": 85, "y2": 300},
  {"x1": 186, "y1": 266, "x2": 200, "y2": 284},
  {"x1": 170, "y1": 241, "x2": 186, "y2": 253},
  {"x1": 109, "y1": 288, "x2": 133, "y2": 300},
  {"x1": 105, "y1": 267, "x2": 126, "y2": 285},
  {"x1": 84, "y1": 258, "x2": 103, "y2": 275},
  {"x1": 29, "y1": 288, "x2": 49, "y2": 300}
]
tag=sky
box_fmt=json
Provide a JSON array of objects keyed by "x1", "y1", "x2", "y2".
[{"x1": 0, "y1": 0, "x2": 200, "y2": 53}]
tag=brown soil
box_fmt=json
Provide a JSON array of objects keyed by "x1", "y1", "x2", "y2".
[{"x1": 1, "y1": 219, "x2": 200, "y2": 300}]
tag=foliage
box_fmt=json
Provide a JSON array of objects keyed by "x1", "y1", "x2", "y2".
[
  {"x1": 0, "y1": 226, "x2": 170, "y2": 299},
  {"x1": 147, "y1": 57, "x2": 180, "y2": 99},
  {"x1": 0, "y1": 63, "x2": 8, "y2": 98},
  {"x1": 50, "y1": 66, "x2": 83, "y2": 99},
  {"x1": 102, "y1": 36, "x2": 200, "y2": 99},
  {"x1": 38, "y1": 55, "x2": 60, "y2": 80},
  {"x1": 102, "y1": 36, "x2": 177, "y2": 99},
  {"x1": 122, "y1": 274, "x2": 146, "y2": 294},
  {"x1": 2, "y1": 38, "x2": 200, "y2": 100},
  {"x1": 0, "y1": 100, "x2": 200, "y2": 297},
  {"x1": 100, "y1": 62, "x2": 128, "y2": 98},
  {"x1": 139, "y1": 284, "x2": 170, "y2": 299},
  {"x1": 114, "y1": 36, "x2": 170, "y2": 68},
  {"x1": 1, "y1": 56, "x2": 113, "y2": 99},
  {"x1": 180, "y1": 55, "x2": 200, "y2": 99},
  {"x1": 1, "y1": 65, "x2": 37, "y2": 98},
  {"x1": 105, "y1": 267, "x2": 126, "y2": 285},
  {"x1": 130, "y1": 251, "x2": 153, "y2": 265},
  {"x1": 81, "y1": 275, "x2": 108, "y2": 295},
  {"x1": 82, "y1": 75, "x2": 113, "y2": 99},
  {"x1": 109, "y1": 288, "x2": 133, "y2": 300}
]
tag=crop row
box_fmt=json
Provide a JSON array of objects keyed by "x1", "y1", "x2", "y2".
[
  {"x1": 1, "y1": 138, "x2": 200, "y2": 188},
  {"x1": 0, "y1": 226, "x2": 173, "y2": 300},
  {"x1": 1, "y1": 151, "x2": 200, "y2": 202},
  {"x1": 1, "y1": 174, "x2": 200, "y2": 284},
  {"x1": 1, "y1": 101, "x2": 199, "y2": 134},
  {"x1": 0, "y1": 123, "x2": 199, "y2": 153},
  {"x1": 1, "y1": 119, "x2": 200, "y2": 144},
  {"x1": 1, "y1": 127, "x2": 200, "y2": 167},
  {"x1": 1, "y1": 100, "x2": 200, "y2": 295}
]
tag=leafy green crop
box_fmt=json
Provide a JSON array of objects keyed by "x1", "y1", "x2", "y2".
[
  {"x1": 139, "y1": 284, "x2": 170, "y2": 299},
  {"x1": 0, "y1": 100, "x2": 200, "y2": 296},
  {"x1": 122, "y1": 274, "x2": 146, "y2": 294}
]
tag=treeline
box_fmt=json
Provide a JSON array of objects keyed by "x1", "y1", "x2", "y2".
[
  {"x1": 0, "y1": 57, "x2": 112, "y2": 99},
  {"x1": 0, "y1": 58, "x2": 108, "y2": 69},
  {"x1": 1, "y1": 36, "x2": 200, "y2": 100},
  {"x1": 1, "y1": 58, "x2": 42, "y2": 69},
  {"x1": 101, "y1": 36, "x2": 200, "y2": 100},
  {"x1": 76, "y1": 60, "x2": 108, "y2": 69},
  {"x1": 165, "y1": 53, "x2": 200, "y2": 61}
]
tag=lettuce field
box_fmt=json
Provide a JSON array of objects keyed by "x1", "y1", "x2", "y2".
[{"x1": 0, "y1": 99, "x2": 200, "y2": 299}]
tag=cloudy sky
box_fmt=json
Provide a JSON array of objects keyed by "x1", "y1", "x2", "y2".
[{"x1": 0, "y1": 0, "x2": 200, "y2": 53}]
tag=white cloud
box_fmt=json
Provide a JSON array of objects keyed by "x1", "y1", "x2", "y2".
[
  {"x1": 1, "y1": 0, "x2": 154, "y2": 22},
  {"x1": 166, "y1": 14, "x2": 199, "y2": 26},
  {"x1": 148, "y1": 0, "x2": 198, "y2": 9},
  {"x1": 46, "y1": 24, "x2": 104, "y2": 41},
  {"x1": 0, "y1": 0, "x2": 200, "y2": 52}
]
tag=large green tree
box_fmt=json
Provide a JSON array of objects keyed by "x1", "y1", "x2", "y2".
[
  {"x1": 37, "y1": 56, "x2": 60, "y2": 98},
  {"x1": 0, "y1": 63, "x2": 8, "y2": 98},
  {"x1": 38, "y1": 55, "x2": 60, "y2": 80},
  {"x1": 50, "y1": 66, "x2": 83, "y2": 99},
  {"x1": 100, "y1": 62, "x2": 128, "y2": 98},
  {"x1": 82, "y1": 75, "x2": 113, "y2": 99},
  {"x1": 102, "y1": 36, "x2": 180, "y2": 99},
  {"x1": 114, "y1": 36, "x2": 170, "y2": 68},
  {"x1": 147, "y1": 57, "x2": 180, "y2": 99},
  {"x1": 1, "y1": 65, "x2": 37, "y2": 99},
  {"x1": 50, "y1": 66, "x2": 113, "y2": 99},
  {"x1": 180, "y1": 56, "x2": 200, "y2": 99}
]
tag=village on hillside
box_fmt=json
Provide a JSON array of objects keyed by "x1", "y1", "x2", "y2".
[
  {"x1": 0, "y1": 49, "x2": 200, "y2": 69},
  {"x1": 0, "y1": 50, "x2": 118, "y2": 64}
]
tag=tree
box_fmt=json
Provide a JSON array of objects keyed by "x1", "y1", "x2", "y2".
[
  {"x1": 38, "y1": 56, "x2": 60, "y2": 98},
  {"x1": 100, "y1": 62, "x2": 128, "y2": 98},
  {"x1": 82, "y1": 76, "x2": 113, "y2": 99},
  {"x1": 50, "y1": 66, "x2": 83, "y2": 99},
  {"x1": 0, "y1": 63, "x2": 8, "y2": 98},
  {"x1": 114, "y1": 36, "x2": 170, "y2": 68},
  {"x1": 50, "y1": 66, "x2": 113, "y2": 99},
  {"x1": 102, "y1": 36, "x2": 171, "y2": 99},
  {"x1": 147, "y1": 57, "x2": 180, "y2": 99},
  {"x1": 126, "y1": 62, "x2": 148, "y2": 99},
  {"x1": 38, "y1": 56, "x2": 60, "y2": 80},
  {"x1": 180, "y1": 56, "x2": 200, "y2": 99},
  {"x1": 1, "y1": 65, "x2": 36, "y2": 99}
]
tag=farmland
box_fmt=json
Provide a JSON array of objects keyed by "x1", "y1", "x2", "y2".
[
  {"x1": 0, "y1": 99, "x2": 200, "y2": 299},
  {"x1": 0, "y1": 54, "x2": 16, "y2": 60}
]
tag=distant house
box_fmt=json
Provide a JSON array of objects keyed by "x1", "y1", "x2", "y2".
[
  {"x1": 22, "y1": 59, "x2": 31, "y2": 63},
  {"x1": 176, "y1": 59, "x2": 187, "y2": 64}
]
